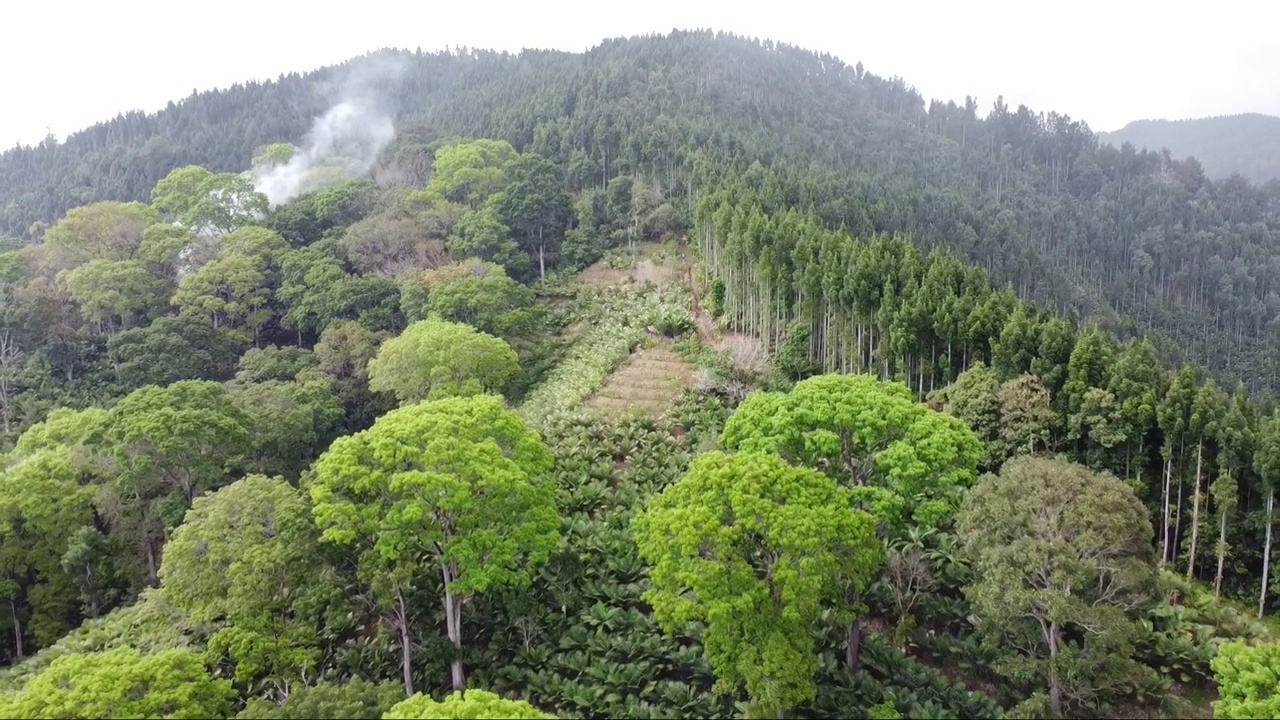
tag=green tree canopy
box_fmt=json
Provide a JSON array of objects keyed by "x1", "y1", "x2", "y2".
[
  {"x1": 226, "y1": 379, "x2": 343, "y2": 479},
  {"x1": 309, "y1": 395, "x2": 559, "y2": 693},
  {"x1": 723, "y1": 373, "x2": 983, "y2": 529},
  {"x1": 1210, "y1": 641, "x2": 1280, "y2": 719},
  {"x1": 366, "y1": 318, "x2": 519, "y2": 405},
  {"x1": 42, "y1": 201, "x2": 158, "y2": 266},
  {"x1": 957, "y1": 455, "x2": 1158, "y2": 718},
  {"x1": 400, "y1": 260, "x2": 541, "y2": 338},
  {"x1": 100, "y1": 380, "x2": 251, "y2": 585},
  {"x1": 151, "y1": 165, "x2": 268, "y2": 235},
  {"x1": 57, "y1": 259, "x2": 165, "y2": 332},
  {"x1": 159, "y1": 474, "x2": 339, "y2": 686},
  {"x1": 426, "y1": 139, "x2": 519, "y2": 209},
  {"x1": 633, "y1": 450, "x2": 884, "y2": 715},
  {"x1": 0, "y1": 646, "x2": 234, "y2": 719}
]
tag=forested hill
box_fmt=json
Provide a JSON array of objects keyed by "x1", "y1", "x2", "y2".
[
  {"x1": 1099, "y1": 113, "x2": 1280, "y2": 185},
  {"x1": 4, "y1": 31, "x2": 1280, "y2": 388}
]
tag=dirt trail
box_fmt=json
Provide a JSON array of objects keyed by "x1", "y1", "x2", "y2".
[{"x1": 678, "y1": 235, "x2": 718, "y2": 346}]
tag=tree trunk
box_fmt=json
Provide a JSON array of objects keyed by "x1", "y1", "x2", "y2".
[
  {"x1": 1161, "y1": 457, "x2": 1173, "y2": 563},
  {"x1": 86, "y1": 566, "x2": 100, "y2": 619},
  {"x1": 442, "y1": 562, "x2": 466, "y2": 690},
  {"x1": 1187, "y1": 441, "x2": 1204, "y2": 580},
  {"x1": 844, "y1": 616, "x2": 862, "y2": 671},
  {"x1": 1172, "y1": 473, "x2": 1184, "y2": 565},
  {"x1": 145, "y1": 539, "x2": 159, "y2": 587},
  {"x1": 395, "y1": 590, "x2": 414, "y2": 696},
  {"x1": 10, "y1": 600, "x2": 23, "y2": 660},
  {"x1": 1260, "y1": 489, "x2": 1274, "y2": 619},
  {"x1": 1047, "y1": 620, "x2": 1063, "y2": 718},
  {"x1": 1215, "y1": 508, "x2": 1228, "y2": 599}
]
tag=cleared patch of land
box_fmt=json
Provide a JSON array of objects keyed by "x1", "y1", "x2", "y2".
[
  {"x1": 584, "y1": 343, "x2": 698, "y2": 418},
  {"x1": 576, "y1": 242, "x2": 682, "y2": 289}
]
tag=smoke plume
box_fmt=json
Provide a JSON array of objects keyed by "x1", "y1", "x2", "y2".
[{"x1": 254, "y1": 52, "x2": 408, "y2": 206}]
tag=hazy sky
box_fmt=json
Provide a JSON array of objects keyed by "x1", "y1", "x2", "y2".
[{"x1": 4, "y1": 0, "x2": 1278, "y2": 148}]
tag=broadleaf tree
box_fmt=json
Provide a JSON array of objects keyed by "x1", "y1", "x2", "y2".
[
  {"x1": 308, "y1": 395, "x2": 560, "y2": 694},
  {"x1": 633, "y1": 450, "x2": 883, "y2": 716}
]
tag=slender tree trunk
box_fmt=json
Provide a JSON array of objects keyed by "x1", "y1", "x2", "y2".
[
  {"x1": 1161, "y1": 457, "x2": 1173, "y2": 563},
  {"x1": 1187, "y1": 442, "x2": 1204, "y2": 580},
  {"x1": 85, "y1": 566, "x2": 100, "y2": 619},
  {"x1": 145, "y1": 539, "x2": 159, "y2": 587},
  {"x1": 844, "y1": 616, "x2": 862, "y2": 671},
  {"x1": 1173, "y1": 473, "x2": 1185, "y2": 564},
  {"x1": 1047, "y1": 621, "x2": 1063, "y2": 718},
  {"x1": 10, "y1": 600, "x2": 23, "y2": 659},
  {"x1": 442, "y1": 562, "x2": 466, "y2": 690},
  {"x1": 395, "y1": 590, "x2": 414, "y2": 696},
  {"x1": 538, "y1": 239, "x2": 546, "y2": 280},
  {"x1": 1215, "y1": 509, "x2": 1228, "y2": 599},
  {"x1": 1261, "y1": 489, "x2": 1274, "y2": 619}
]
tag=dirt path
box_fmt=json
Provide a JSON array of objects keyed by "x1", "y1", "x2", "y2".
[{"x1": 679, "y1": 235, "x2": 718, "y2": 346}]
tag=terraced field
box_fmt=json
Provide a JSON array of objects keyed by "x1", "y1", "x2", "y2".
[{"x1": 583, "y1": 342, "x2": 698, "y2": 418}]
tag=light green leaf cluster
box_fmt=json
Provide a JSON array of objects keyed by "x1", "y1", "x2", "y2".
[
  {"x1": 0, "y1": 646, "x2": 234, "y2": 719},
  {"x1": 634, "y1": 450, "x2": 883, "y2": 713},
  {"x1": 367, "y1": 318, "x2": 519, "y2": 405},
  {"x1": 1211, "y1": 641, "x2": 1280, "y2": 719},
  {"x1": 383, "y1": 689, "x2": 556, "y2": 719},
  {"x1": 151, "y1": 165, "x2": 268, "y2": 234},
  {"x1": 723, "y1": 373, "x2": 983, "y2": 527},
  {"x1": 159, "y1": 475, "x2": 335, "y2": 684},
  {"x1": 425, "y1": 139, "x2": 520, "y2": 209},
  {"x1": 310, "y1": 395, "x2": 558, "y2": 590},
  {"x1": 105, "y1": 380, "x2": 250, "y2": 503},
  {"x1": 58, "y1": 258, "x2": 165, "y2": 328}
]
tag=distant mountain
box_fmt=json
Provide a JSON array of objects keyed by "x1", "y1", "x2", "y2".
[
  {"x1": 1098, "y1": 113, "x2": 1280, "y2": 184},
  {"x1": 2, "y1": 32, "x2": 1280, "y2": 387}
]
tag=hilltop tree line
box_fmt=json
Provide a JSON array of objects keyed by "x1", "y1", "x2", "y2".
[
  {"x1": 2, "y1": 31, "x2": 1280, "y2": 389},
  {"x1": 1100, "y1": 114, "x2": 1280, "y2": 186}
]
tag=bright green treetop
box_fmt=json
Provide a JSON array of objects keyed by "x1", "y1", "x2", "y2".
[
  {"x1": 722, "y1": 373, "x2": 982, "y2": 528},
  {"x1": 366, "y1": 318, "x2": 519, "y2": 405},
  {"x1": 309, "y1": 394, "x2": 560, "y2": 692},
  {"x1": 425, "y1": 139, "x2": 519, "y2": 209},
  {"x1": 159, "y1": 474, "x2": 338, "y2": 685},
  {"x1": 633, "y1": 450, "x2": 884, "y2": 715},
  {"x1": 383, "y1": 689, "x2": 556, "y2": 719},
  {"x1": 1211, "y1": 641, "x2": 1280, "y2": 719},
  {"x1": 0, "y1": 646, "x2": 234, "y2": 719}
]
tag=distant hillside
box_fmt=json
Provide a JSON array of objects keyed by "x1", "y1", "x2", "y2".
[
  {"x1": 2, "y1": 32, "x2": 1280, "y2": 387},
  {"x1": 1098, "y1": 113, "x2": 1280, "y2": 184}
]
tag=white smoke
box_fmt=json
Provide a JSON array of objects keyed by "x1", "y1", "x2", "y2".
[{"x1": 254, "y1": 53, "x2": 408, "y2": 206}]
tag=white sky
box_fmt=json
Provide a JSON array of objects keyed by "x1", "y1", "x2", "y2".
[{"x1": 3, "y1": 0, "x2": 1278, "y2": 148}]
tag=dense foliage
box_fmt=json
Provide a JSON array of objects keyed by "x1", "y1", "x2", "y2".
[{"x1": 1, "y1": 27, "x2": 1278, "y2": 720}]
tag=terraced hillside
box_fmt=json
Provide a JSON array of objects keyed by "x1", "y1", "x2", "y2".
[{"x1": 584, "y1": 343, "x2": 698, "y2": 418}]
